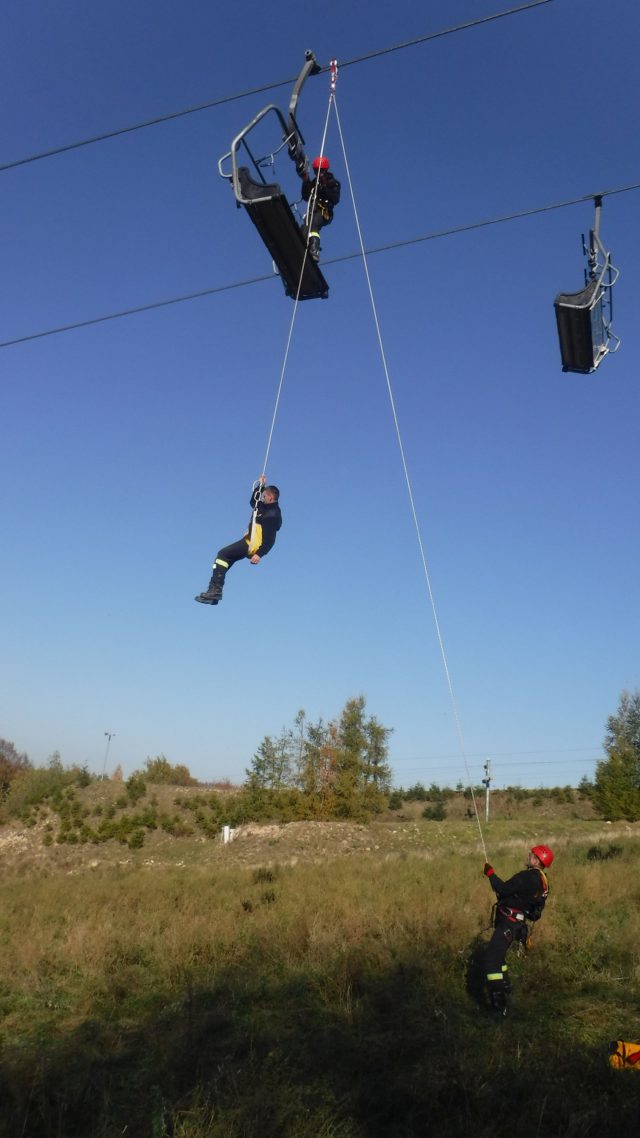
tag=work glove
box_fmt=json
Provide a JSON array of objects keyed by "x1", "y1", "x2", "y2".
[{"x1": 483, "y1": 862, "x2": 494, "y2": 877}]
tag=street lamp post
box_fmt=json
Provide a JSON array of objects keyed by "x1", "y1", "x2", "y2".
[
  {"x1": 102, "y1": 732, "x2": 116, "y2": 780},
  {"x1": 482, "y1": 759, "x2": 492, "y2": 823}
]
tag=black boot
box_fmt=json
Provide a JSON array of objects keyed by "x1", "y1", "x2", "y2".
[
  {"x1": 195, "y1": 568, "x2": 224, "y2": 605},
  {"x1": 489, "y1": 986, "x2": 508, "y2": 1016}
]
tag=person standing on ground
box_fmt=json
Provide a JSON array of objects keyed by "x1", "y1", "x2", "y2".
[{"x1": 482, "y1": 844, "x2": 553, "y2": 1015}]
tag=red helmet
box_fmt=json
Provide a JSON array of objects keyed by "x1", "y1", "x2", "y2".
[
  {"x1": 312, "y1": 156, "x2": 330, "y2": 171},
  {"x1": 531, "y1": 844, "x2": 554, "y2": 867}
]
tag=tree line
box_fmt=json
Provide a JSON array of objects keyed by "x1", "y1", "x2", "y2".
[{"x1": 1, "y1": 690, "x2": 639, "y2": 824}]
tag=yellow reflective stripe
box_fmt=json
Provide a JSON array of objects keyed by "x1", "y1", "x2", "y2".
[
  {"x1": 215, "y1": 559, "x2": 229, "y2": 569},
  {"x1": 486, "y1": 973, "x2": 504, "y2": 981}
]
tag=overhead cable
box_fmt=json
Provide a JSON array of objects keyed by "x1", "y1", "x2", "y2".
[
  {"x1": 396, "y1": 757, "x2": 599, "y2": 774},
  {"x1": 0, "y1": 1, "x2": 553, "y2": 173},
  {"x1": 2, "y1": 179, "x2": 637, "y2": 351},
  {"x1": 399, "y1": 747, "x2": 601, "y2": 762}
]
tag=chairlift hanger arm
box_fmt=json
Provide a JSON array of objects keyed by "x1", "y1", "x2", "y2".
[{"x1": 288, "y1": 49, "x2": 321, "y2": 143}]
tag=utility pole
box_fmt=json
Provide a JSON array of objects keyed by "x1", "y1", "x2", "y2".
[
  {"x1": 102, "y1": 731, "x2": 116, "y2": 780},
  {"x1": 482, "y1": 759, "x2": 492, "y2": 822}
]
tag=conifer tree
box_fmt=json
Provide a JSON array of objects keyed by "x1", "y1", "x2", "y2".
[{"x1": 593, "y1": 690, "x2": 640, "y2": 820}]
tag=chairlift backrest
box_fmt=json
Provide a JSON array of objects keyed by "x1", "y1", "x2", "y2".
[{"x1": 554, "y1": 279, "x2": 608, "y2": 374}]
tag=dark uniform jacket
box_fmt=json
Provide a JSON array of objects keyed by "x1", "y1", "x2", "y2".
[
  {"x1": 246, "y1": 487, "x2": 282, "y2": 558},
  {"x1": 486, "y1": 866, "x2": 548, "y2": 920},
  {"x1": 302, "y1": 172, "x2": 341, "y2": 220}
]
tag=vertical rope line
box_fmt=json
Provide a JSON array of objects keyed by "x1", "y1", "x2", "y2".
[
  {"x1": 332, "y1": 95, "x2": 487, "y2": 858},
  {"x1": 261, "y1": 93, "x2": 334, "y2": 476}
]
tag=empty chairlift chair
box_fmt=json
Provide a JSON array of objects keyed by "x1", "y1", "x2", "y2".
[{"x1": 554, "y1": 196, "x2": 620, "y2": 373}]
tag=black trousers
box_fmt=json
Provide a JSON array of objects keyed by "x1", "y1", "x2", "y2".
[
  {"x1": 215, "y1": 539, "x2": 250, "y2": 574},
  {"x1": 304, "y1": 207, "x2": 332, "y2": 238},
  {"x1": 484, "y1": 915, "x2": 527, "y2": 989}
]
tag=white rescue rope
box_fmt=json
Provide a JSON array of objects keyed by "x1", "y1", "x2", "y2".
[
  {"x1": 332, "y1": 92, "x2": 488, "y2": 860},
  {"x1": 261, "y1": 74, "x2": 335, "y2": 478}
]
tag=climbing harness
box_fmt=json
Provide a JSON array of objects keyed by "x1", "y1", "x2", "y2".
[
  {"x1": 247, "y1": 479, "x2": 264, "y2": 555},
  {"x1": 498, "y1": 905, "x2": 527, "y2": 923}
]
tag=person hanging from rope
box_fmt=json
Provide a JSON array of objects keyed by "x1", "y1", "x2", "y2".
[
  {"x1": 297, "y1": 155, "x2": 341, "y2": 262},
  {"x1": 194, "y1": 476, "x2": 282, "y2": 606},
  {"x1": 482, "y1": 844, "x2": 553, "y2": 1015}
]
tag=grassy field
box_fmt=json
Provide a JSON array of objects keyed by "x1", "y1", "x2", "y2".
[{"x1": 1, "y1": 804, "x2": 639, "y2": 1137}]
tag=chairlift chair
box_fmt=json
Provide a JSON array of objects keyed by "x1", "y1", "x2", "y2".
[
  {"x1": 554, "y1": 196, "x2": 620, "y2": 373},
  {"x1": 218, "y1": 51, "x2": 329, "y2": 301}
]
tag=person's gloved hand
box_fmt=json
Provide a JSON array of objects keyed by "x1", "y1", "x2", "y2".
[{"x1": 483, "y1": 862, "x2": 494, "y2": 876}]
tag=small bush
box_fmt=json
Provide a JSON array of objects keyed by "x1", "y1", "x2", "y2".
[
  {"x1": 141, "y1": 755, "x2": 197, "y2": 786},
  {"x1": 125, "y1": 775, "x2": 147, "y2": 804},
  {"x1": 253, "y1": 867, "x2": 276, "y2": 884},
  {"x1": 405, "y1": 782, "x2": 428, "y2": 801},
  {"x1": 160, "y1": 813, "x2": 194, "y2": 838},
  {"x1": 586, "y1": 843, "x2": 623, "y2": 861},
  {"x1": 422, "y1": 803, "x2": 447, "y2": 821}
]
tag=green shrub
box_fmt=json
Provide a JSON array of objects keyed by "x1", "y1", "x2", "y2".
[
  {"x1": 160, "y1": 813, "x2": 194, "y2": 838},
  {"x1": 422, "y1": 803, "x2": 447, "y2": 821},
  {"x1": 586, "y1": 843, "x2": 623, "y2": 861},
  {"x1": 3, "y1": 762, "x2": 77, "y2": 816},
  {"x1": 140, "y1": 756, "x2": 197, "y2": 786},
  {"x1": 126, "y1": 774, "x2": 147, "y2": 804},
  {"x1": 405, "y1": 782, "x2": 428, "y2": 801}
]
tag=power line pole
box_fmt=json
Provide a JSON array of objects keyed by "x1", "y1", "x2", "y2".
[
  {"x1": 483, "y1": 759, "x2": 492, "y2": 822},
  {"x1": 102, "y1": 731, "x2": 116, "y2": 780}
]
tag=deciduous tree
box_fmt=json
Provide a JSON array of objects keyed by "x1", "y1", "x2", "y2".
[{"x1": 0, "y1": 738, "x2": 31, "y2": 798}]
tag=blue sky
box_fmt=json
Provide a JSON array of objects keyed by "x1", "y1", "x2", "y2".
[{"x1": 2, "y1": 0, "x2": 638, "y2": 790}]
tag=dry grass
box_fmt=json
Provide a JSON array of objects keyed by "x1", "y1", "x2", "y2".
[{"x1": 0, "y1": 817, "x2": 639, "y2": 1137}]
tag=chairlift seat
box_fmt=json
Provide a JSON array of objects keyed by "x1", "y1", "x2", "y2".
[
  {"x1": 237, "y1": 167, "x2": 329, "y2": 301},
  {"x1": 554, "y1": 279, "x2": 608, "y2": 373}
]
